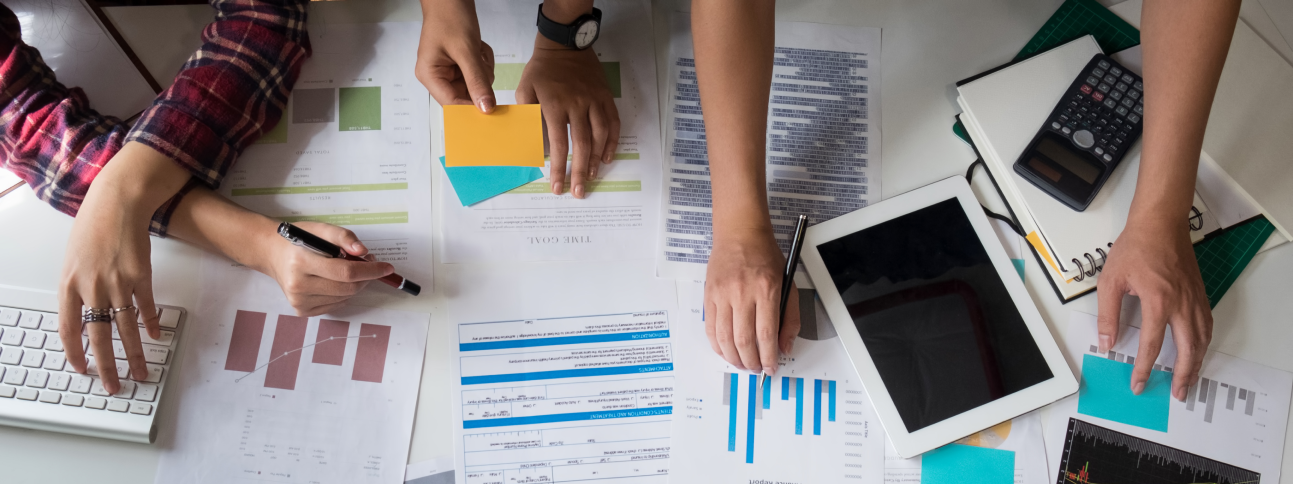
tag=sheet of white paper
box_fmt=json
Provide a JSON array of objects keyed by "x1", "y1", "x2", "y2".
[
  {"x1": 219, "y1": 22, "x2": 433, "y2": 293},
  {"x1": 657, "y1": 15, "x2": 883, "y2": 279},
  {"x1": 1044, "y1": 311, "x2": 1292, "y2": 483},
  {"x1": 154, "y1": 261, "x2": 429, "y2": 484},
  {"x1": 668, "y1": 280, "x2": 885, "y2": 483},
  {"x1": 9, "y1": 0, "x2": 155, "y2": 119},
  {"x1": 405, "y1": 455, "x2": 455, "y2": 484},
  {"x1": 883, "y1": 411, "x2": 1049, "y2": 484},
  {"x1": 435, "y1": 0, "x2": 663, "y2": 263},
  {"x1": 447, "y1": 261, "x2": 679, "y2": 483}
]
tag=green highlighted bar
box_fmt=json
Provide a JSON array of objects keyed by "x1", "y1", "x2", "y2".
[
  {"x1": 544, "y1": 153, "x2": 640, "y2": 161},
  {"x1": 257, "y1": 117, "x2": 288, "y2": 144},
  {"x1": 508, "y1": 180, "x2": 641, "y2": 194},
  {"x1": 231, "y1": 183, "x2": 408, "y2": 196},
  {"x1": 339, "y1": 86, "x2": 381, "y2": 131},
  {"x1": 493, "y1": 62, "x2": 621, "y2": 98},
  {"x1": 278, "y1": 212, "x2": 408, "y2": 226}
]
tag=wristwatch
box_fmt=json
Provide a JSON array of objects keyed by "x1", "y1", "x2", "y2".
[{"x1": 535, "y1": 4, "x2": 602, "y2": 50}]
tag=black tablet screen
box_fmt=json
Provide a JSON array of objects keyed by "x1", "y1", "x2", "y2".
[{"x1": 816, "y1": 198, "x2": 1053, "y2": 433}]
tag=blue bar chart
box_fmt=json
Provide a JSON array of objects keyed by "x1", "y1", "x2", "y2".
[{"x1": 723, "y1": 373, "x2": 838, "y2": 463}]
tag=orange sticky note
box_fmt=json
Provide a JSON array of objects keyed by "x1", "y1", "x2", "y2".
[{"x1": 444, "y1": 104, "x2": 545, "y2": 167}]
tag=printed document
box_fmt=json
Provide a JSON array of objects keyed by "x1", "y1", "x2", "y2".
[
  {"x1": 220, "y1": 22, "x2": 433, "y2": 289},
  {"x1": 669, "y1": 280, "x2": 885, "y2": 483},
  {"x1": 447, "y1": 262, "x2": 679, "y2": 483},
  {"x1": 154, "y1": 270, "x2": 429, "y2": 484},
  {"x1": 657, "y1": 16, "x2": 883, "y2": 279},
  {"x1": 436, "y1": 0, "x2": 664, "y2": 263},
  {"x1": 1045, "y1": 312, "x2": 1291, "y2": 483},
  {"x1": 883, "y1": 411, "x2": 1049, "y2": 484}
]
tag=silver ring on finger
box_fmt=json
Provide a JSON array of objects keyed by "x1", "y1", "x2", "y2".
[
  {"x1": 82, "y1": 308, "x2": 114, "y2": 325},
  {"x1": 111, "y1": 305, "x2": 137, "y2": 316}
]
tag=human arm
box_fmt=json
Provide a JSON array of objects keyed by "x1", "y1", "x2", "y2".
[
  {"x1": 416, "y1": 0, "x2": 496, "y2": 112},
  {"x1": 1096, "y1": 0, "x2": 1239, "y2": 400},
  {"x1": 692, "y1": 0, "x2": 798, "y2": 375}
]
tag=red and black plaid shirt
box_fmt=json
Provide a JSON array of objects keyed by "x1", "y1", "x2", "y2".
[{"x1": 0, "y1": 0, "x2": 310, "y2": 236}]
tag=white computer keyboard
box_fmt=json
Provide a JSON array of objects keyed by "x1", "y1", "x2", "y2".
[{"x1": 0, "y1": 304, "x2": 185, "y2": 443}]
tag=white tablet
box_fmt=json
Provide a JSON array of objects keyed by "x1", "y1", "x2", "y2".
[{"x1": 800, "y1": 176, "x2": 1076, "y2": 458}]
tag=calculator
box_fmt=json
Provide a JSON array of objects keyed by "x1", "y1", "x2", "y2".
[{"x1": 1014, "y1": 54, "x2": 1143, "y2": 211}]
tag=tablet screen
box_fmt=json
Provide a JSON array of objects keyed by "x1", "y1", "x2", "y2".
[{"x1": 816, "y1": 198, "x2": 1053, "y2": 433}]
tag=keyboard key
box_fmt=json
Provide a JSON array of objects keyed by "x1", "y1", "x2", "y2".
[
  {"x1": 129, "y1": 402, "x2": 153, "y2": 415},
  {"x1": 1, "y1": 328, "x2": 24, "y2": 346},
  {"x1": 139, "y1": 330, "x2": 175, "y2": 347},
  {"x1": 107, "y1": 400, "x2": 130, "y2": 413},
  {"x1": 113, "y1": 381, "x2": 136, "y2": 399},
  {"x1": 16, "y1": 388, "x2": 38, "y2": 401},
  {"x1": 22, "y1": 331, "x2": 45, "y2": 349},
  {"x1": 20, "y1": 350, "x2": 43, "y2": 368},
  {"x1": 48, "y1": 372, "x2": 71, "y2": 391},
  {"x1": 25, "y1": 370, "x2": 48, "y2": 388},
  {"x1": 144, "y1": 364, "x2": 164, "y2": 383},
  {"x1": 43, "y1": 337, "x2": 63, "y2": 352},
  {"x1": 85, "y1": 397, "x2": 107, "y2": 409},
  {"x1": 3, "y1": 367, "x2": 26, "y2": 385},
  {"x1": 143, "y1": 345, "x2": 170, "y2": 364},
  {"x1": 90, "y1": 379, "x2": 110, "y2": 396},
  {"x1": 38, "y1": 391, "x2": 60, "y2": 404},
  {"x1": 62, "y1": 394, "x2": 83, "y2": 407},
  {"x1": 135, "y1": 384, "x2": 158, "y2": 402},
  {"x1": 17, "y1": 312, "x2": 40, "y2": 329},
  {"x1": 43, "y1": 354, "x2": 65, "y2": 371},
  {"x1": 70, "y1": 375, "x2": 93, "y2": 394},
  {"x1": 39, "y1": 314, "x2": 58, "y2": 332},
  {"x1": 0, "y1": 347, "x2": 22, "y2": 365},
  {"x1": 0, "y1": 385, "x2": 13, "y2": 398},
  {"x1": 159, "y1": 309, "x2": 181, "y2": 329},
  {"x1": 115, "y1": 361, "x2": 130, "y2": 379},
  {"x1": 0, "y1": 309, "x2": 19, "y2": 327}
]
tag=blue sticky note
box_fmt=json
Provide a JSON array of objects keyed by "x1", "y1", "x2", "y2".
[
  {"x1": 921, "y1": 444, "x2": 1014, "y2": 484},
  {"x1": 1011, "y1": 259, "x2": 1025, "y2": 281},
  {"x1": 440, "y1": 156, "x2": 543, "y2": 206},
  {"x1": 1077, "y1": 353, "x2": 1170, "y2": 432}
]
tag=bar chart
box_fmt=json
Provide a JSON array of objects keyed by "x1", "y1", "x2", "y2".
[
  {"x1": 1056, "y1": 418, "x2": 1260, "y2": 484},
  {"x1": 721, "y1": 373, "x2": 838, "y2": 463},
  {"x1": 1084, "y1": 343, "x2": 1259, "y2": 423},
  {"x1": 225, "y1": 310, "x2": 393, "y2": 389}
]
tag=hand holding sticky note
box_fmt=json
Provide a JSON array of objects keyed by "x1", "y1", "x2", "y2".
[{"x1": 444, "y1": 104, "x2": 545, "y2": 167}]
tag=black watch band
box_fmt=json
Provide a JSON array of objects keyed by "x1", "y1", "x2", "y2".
[{"x1": 535, "y1": 4, "x2": 602, "y2": 50}]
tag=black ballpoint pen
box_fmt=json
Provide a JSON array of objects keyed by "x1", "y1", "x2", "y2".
[
  {"x1": 278, "y1": 222, "x2": 421, "y2": 296},
  {"x1": 758, "y1": 214, "x2": 809, "y2": 393}
]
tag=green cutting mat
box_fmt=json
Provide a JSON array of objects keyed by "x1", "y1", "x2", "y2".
[
  {"x1": 1194, "y1": 216, "x2": 1277, "y2": 308},
  {"x1": 1014, "y1": 0, "x2": 1140, "y2": 61}
]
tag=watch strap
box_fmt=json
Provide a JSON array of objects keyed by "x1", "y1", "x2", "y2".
[{"x1": 535, "y1": 4, "x2": 602, "y2": 50}]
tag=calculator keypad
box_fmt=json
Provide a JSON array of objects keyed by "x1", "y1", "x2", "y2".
[{"x1": 1051, "y1": 55, "x2": 1143, "y2": 163}]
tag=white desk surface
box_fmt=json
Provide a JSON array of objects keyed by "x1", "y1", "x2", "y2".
[{"x1": 2, "y1": 0, "x2": 1292, "y2": 482}]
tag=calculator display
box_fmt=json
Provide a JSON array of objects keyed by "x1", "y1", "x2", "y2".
[{"x1": 1035, "y1": 136, "x2": 1100, "y2": 184}]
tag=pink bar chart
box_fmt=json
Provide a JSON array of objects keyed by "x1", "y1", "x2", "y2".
[
  {"x1": 225, "y1": 311, "x2": 267, "y2": 372},
  {"x1": 352, "y1": 323, "x2": 391, "y2": 383},
  {"x1": 312, "y1": 319, "x2": 350, "y2": 366},
  {"x1": 223, "y1": 311, "x2": 392, "y2": 389},
  {"x1": 266, "y1": 315, "x2": 309, "y2": 390}
]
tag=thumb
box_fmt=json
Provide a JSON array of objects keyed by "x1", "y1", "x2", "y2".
[{"x1": 456, "y1": 44, "x2": 496, "y2": 114}]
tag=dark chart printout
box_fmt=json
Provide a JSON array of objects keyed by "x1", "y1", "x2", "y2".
[{"x1": 1056, "y1": 418, "x2": 1260, "y2": 484}]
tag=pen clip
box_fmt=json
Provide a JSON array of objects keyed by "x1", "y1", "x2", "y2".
[{"x1": 278, "y1": 222, "x2": 338, "y2": 258}]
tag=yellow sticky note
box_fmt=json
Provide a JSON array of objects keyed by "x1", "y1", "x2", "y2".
[{"x1": 444, "y1": 104, "x2": 545, "y2": 167}]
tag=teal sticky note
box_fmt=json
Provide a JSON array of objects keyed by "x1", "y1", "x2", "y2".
[
  {"x1": 921, "y1": 444, "x2": 1014, "y2": 484},
  {"x1": 1011, "y1": 259, "x2": 1025, "y2": 281},
  {"x1": 440, "y1": 156, "x2": 543, "y2": 206},
  {"x1": 1077, "y1": 354, "x2": 1170, "y2": 432}
]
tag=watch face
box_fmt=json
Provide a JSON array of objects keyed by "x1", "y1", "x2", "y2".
[{"x1": 574, "y1": 20, "x2": 599, "y2": 49}]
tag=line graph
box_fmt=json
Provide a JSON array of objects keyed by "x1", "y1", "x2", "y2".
[
  {"x1": 1056, "y1": 418, "x2": 1260, "y2": 484},
  {"x1": 224, "y1": 310, "x2": 393, "y2": 389},
  {"x1": 234, "y1": 334, "x2": 376, "y2": 383}
]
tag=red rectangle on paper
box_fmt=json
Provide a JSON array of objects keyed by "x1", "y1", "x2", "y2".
[
  {"x1": 265, "y1": 315, "x2": 309, "y2": 390},
  {"x1": 351, "y1": 323, "x2": 391, "y2": 383},
  {"x1": 312, "y1": 319, "x2": 350, "y2": 366},
  {"x1": 224, "y1": 310, "x2": 266, "y2": 372}
]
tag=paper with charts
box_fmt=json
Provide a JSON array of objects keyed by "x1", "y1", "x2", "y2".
[
  {"x1": 657, "y1": 16, "x2": 883, "y2": 279},
  {"x1": 436, "y1": 0, "x2": 663, "y2": 263},
  {"x1": 154, "y1": 285, "x2": 428, "y2": 483},
  {"x1": 669, "y1": 280, "x2": 885, "y2": 483},
  {"x1": 1045, "y1": 312, "x2": 1291, "y2": 484},
  {"x1": 883, "y1": 411, "x2": 1049, "y2": 484},
  {"x1": 220, "y1": 22, "x2": 433, "y2": 288},
  {"x1": 448, "y1": 264, "x2": 679, "y2": 483}
]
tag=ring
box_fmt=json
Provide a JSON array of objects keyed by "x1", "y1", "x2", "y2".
[
  {"x1": 82, "y1": 308, "x2": 113, "y2": 324},
  {"x1": 111, "y1": 306, "x2": 137, "y2": 316}
]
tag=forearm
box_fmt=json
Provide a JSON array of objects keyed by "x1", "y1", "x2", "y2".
[
  {"x1": 164, "y1": 187, "x2": 281, "y2": 275},
  {"x1": 692, "y1": 0, "x2": 776, "y2": 241},
  {"x1": 1133, "y1": 0, "x2": 1239, "y2": 228}
]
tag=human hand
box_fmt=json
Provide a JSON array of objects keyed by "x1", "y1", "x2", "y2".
[
  {"x1": 516, "y1": 37, "x2": 620, "y2": 199},
  {"x1": 704, "y1": 229, "x2": 800, "y2": 375},
  {"x1": 59, "y1": 143, "x2": 188, "y2": 394},
  {"x1": 260, "y1": 221, "x2": 395, "y2": 316},
  {"x1": 1097, "y1": 219, "x2": 1211, "y2": 401},
  {"x1": 416, "y1": 0, "x2": 496, "y2": 112}
]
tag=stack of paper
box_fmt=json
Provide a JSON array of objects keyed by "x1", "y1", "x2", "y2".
[{"x1": 441, "y1": 104, "x2": 545, "y2": 206}]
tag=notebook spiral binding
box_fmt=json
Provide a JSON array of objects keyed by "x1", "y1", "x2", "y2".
[{"x1": 1069, "y1": 206, "x2": 1205, "y2": 282}]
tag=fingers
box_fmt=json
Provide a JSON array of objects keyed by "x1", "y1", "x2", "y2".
[
  {"x1": 299, "y1": 222, "x2": 367, "y2": 256},
  {"x1": 58, "y1": 290, "x2": 87, "y2": 373},
  {"x1": 779, "y1": 286, "x2": 801, "y2": 356},
  {"x1": 135, "y1": 278, "x2": 161, "y2": 340},
  {"x1": 755, "y1": 295, "x2": 780, "y2": 376},
  {"x1": 84, "y1": 289, "x2": 120, "y2": 394},
  {"x1": 1095, "y1": 278, "x2": 1125, "y2": 353},
  {"x1": 421, "y1": 69, "x2": 470, "y2": 107},
  {"x1": 309, "y1": 257, "x2": 394, "y2": 283},
  {"x1": 1169, "y1": 307, "x2": 1210, "y2": 402},
  {"x1": 732, "y1": 303, "x2": 762, "y2": 372},
  {"x1": 588, "y1": 105, "x2": 609, "y2": 180},
  {"x1": 1131, "y1": 304, "x2": 1168, "y2": 396},
  {"x1": 568, "y1": 114, "x2": 593, "y2": 199},
  {"x1": 456, "y1": 43, "x2": 496, "y2": 113},
  {"x1": 115, "y1": 308, "x2": 150, "y2": 382},
  {"x1": 704, "y1": 298, "x2": 721, "y2": 355},
  {"x1": 713, "y1": 303, "x2": 742, "y2": 370},
  {"x1": 601, "y1": 99, "x2": 621, "y2": 164},
  {"x1": 545, "y1": 110, "x2": 570, "y2": 195}
]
